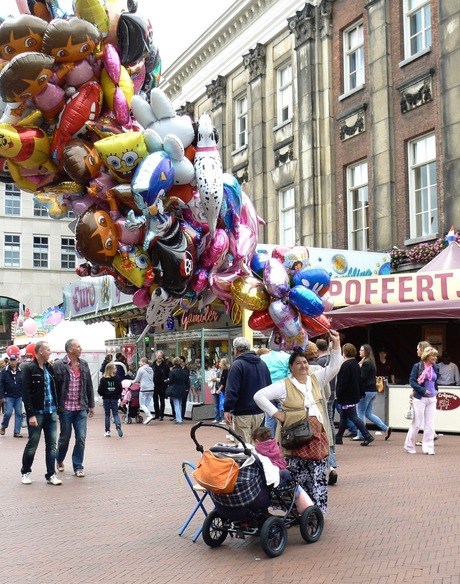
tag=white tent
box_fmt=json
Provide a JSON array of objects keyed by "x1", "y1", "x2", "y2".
[
  {"x1": 42, "y1": 320, "x2": 115, "y2": 389},
  {"x1": 42, "y1": 320, "x2": 115, "y2": 352}
]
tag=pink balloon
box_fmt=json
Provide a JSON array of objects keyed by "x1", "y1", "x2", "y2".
[
  {"x1": 23, "y1": 318, "x2": 38, "y2": 337},
  {"x1": 199, "y1": 229, "x2": 229, "y2": 269},
  {"x1": 191, "y1": 268, "x2": 209, "y2": 293},
  {"x1": 103, "y1": 44, "x2": 121, "y2": 82},
  {"x1": 268, "y1": 298, "x2": 302, "y2": 338},
  {"x1": 240, "y1": 192, "x2": 262, "y2": 236},
  {"x1": 229, "y1": 224, "x2": 257, "y2": 264},
  {"x1": 263, "y1": 257, "x2": 290, "y2": 299}
]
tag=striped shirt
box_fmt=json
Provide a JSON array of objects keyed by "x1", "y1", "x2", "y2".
[{"x1": 65, "y1": 364, "x2": 81, "y2": 411}]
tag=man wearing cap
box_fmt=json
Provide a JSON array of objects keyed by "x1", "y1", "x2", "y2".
[
  {"x1": 0, "y1": 352, "x2": 24, "y2": 437},
  {"x1": 438, "y1": 352, "x2": 460, "y2": 386},
  {"x1": 224, "y1": 337, "x2": 272, "y2": 444}
]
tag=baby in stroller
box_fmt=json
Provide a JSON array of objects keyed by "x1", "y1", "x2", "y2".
[
  {"x1": 120, "y1": 379, "x2": 143, "y2": 424},
  {"x1": 252, "y1": 427, "x2": 313, "y2": 513}
]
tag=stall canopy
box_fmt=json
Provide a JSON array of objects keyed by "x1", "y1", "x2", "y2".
[
  {"x1": 325, "y1": 243, "x2": 460, "y2": 330},
  {"x1": 41, "y1": 320, "x2": 115, "y2": 352}
]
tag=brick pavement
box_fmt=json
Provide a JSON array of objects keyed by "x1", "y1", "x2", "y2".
[{"x1": 0, "y1": 404, "x2": 459, "y2": 584}]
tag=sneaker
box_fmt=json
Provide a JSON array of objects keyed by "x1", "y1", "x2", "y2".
[
  {"x1": 0, "y1": 428, "x2": 5, "y2": 436},
  {"x1": 104, "y1": 431, "x2": 111, "y2": 437},
  {"x1": 14, "y1": 433, "x2": 23, "y2": 438},
  {"x1": 375, "y1": 431, "x2": 383, "y2": 436},
  {"x1": 415, "y1": 441, "x2": 422, "y2": 446},
  {"x1": 352, "y1": 436, "x2": 363, "y2": 441},
  {"x1": 47, "y1": 474, "x2": 62, "y2": 485},
  {"x1": 116, "y1": 426, "x2": 123, "y2": 437},
  {"x1": 75, "y1": 470, "x2": 85, "y2": 478},
  {"x1": 143, "y1": 415, "x2": 153, "y2": 425},
  {"x1": 22, "y1": 472, "x2": 32, "y2": 485},
  {"x1": 56, "y1": 461, "x2": 64, "y2": 472}
]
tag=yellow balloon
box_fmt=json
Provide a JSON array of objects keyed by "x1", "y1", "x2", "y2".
[{"x1": 230, "y1": 276, "x2": 270, "y2": 312}]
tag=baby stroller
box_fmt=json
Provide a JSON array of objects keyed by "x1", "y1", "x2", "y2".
[
  {"x1": 120, "y1": 380, "x2": 143, "y2": 424},
  {"x1": 190, "y1": 422, "x2": 324, "y2": 558}
]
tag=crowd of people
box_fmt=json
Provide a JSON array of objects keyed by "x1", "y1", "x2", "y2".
[{"x1": 0, "y1": 333, "x2": 454, "y2": 504}]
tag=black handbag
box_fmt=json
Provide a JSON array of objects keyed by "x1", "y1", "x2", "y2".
[{"x1": 280, "y1": 415, "x2": 314, "y2": 449}]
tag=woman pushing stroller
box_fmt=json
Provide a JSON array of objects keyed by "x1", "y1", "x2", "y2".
[{"x1": 254, "y1": 330, "x2": 342, "y2": 513}]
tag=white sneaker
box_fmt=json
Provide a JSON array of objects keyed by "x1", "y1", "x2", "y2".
[
  {"x1": 143, "y1": 415, "x2": 153, "y2": 425},
  {"x1": 47, "y1": 474, "x2": 62, "y2": 486},
  {"x1": 104, "y1": 431, "x2": 111, "y2": 437},
  {"x1": 22, "y1": 473, "x2": 32, "y2": 485}
]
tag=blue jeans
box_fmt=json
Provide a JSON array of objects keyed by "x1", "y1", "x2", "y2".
[
  {"x1": 356, "y1": 392, "x2": 388, "y2": 439},
  {"x1": 21, "y1": 412, "x2": 58, "y2": 479},
  {"x1": 56, "y1": 410, "x2": 88, "y2": 472},
  {"x1": 212, "y1": 393, "x2": 222, "y2": 421},
  {"x1": 172, "y1": 398, "x2": 182, "y2": 422},
  {"x1": 103, "y1": 399, "x2": 121, "y2": 432},
  {"x1": 327, "y1": 397, "x2": 337, "y2": 468},
  {"x1": 2, "y1": 396, "x2": 23, "y2": 434}
]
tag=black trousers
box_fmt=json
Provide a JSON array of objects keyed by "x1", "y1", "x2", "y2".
[
  {"x1": 153, "y1": 388, "x2": 165, "y2": 418},
  {"x1": 336, "y1": 405, "x2": 371, "y2": 440}
]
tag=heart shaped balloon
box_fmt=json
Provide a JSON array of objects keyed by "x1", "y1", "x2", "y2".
[{"x1": 263, "y1": 258, "x2": 290, "y2": 299}]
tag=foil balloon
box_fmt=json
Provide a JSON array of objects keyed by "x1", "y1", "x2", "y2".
[
  {"x1": 229, "y1": 223, "x2": 257, "y2": 265},
  {"x1": 0, "y1": 15, "x2": 48, "y2": 61},
  {"x1": 194, "y1": 112, "x2": 223, "y2": 238},
  {"x1": 41, "y1": 17, "x2": 100, "y2": 63},
  {"x1": 146, "y1": 286, "x2": 177, "y2": 327},
  {"x1": 248, "y1": 309, "x2": 275, "y2": 332},
  {"x1": 292, "y1": 267, "x2": 331, "y2": 297},
  {"x1": 268, "y1": 298, "x2": 302, "y2": 338},
  {"x1": 131, "y1": 88, "x2": 195, "y2": 148},
  {"x1": 322, "y1": 291, "x2": 334, "y2": 312},
  {"x1": 272, "y1": 245, "x2": 309, "y2": 271},
  {"x1": 51, "y1": 81, "x2": 103, "y2": 162},
  {"x1": 73, "y1": 0, "x2": 110, "y2": 37},
  {"x1": 0, "y1": 52, "x2": 65, "y2": 120},
  {"x1": 62, "y1": 139, "x2": 103, "y2": 183},
  {"x1": 281, "y1": 327, "x2": 309, "y2": 351},
  {"x1": 117, "y1": 10, "x2": 153, "y2": 66},
  {"x1": 263, "y1": 257, "x2": 290, "y2": 299},
  {"x1": 112, "y1": 245, "x2": 151, "y2": 288},
  {"x1": 289, "y1": 285, "x2": 324, "y2": 318},
  {"x1": 0, "y1": 123, "x2": 57, "y2": 173},
  {"x1": 199, "y1": 228, "x2": 229, "y2": 269},
  {"x1": 250, "y1": 251, "x2": 269, "y2": 279},
  {"x1": 131, "y1": 150, "x2": 175, "y2": 208},
  {"x1": 301, "y1": 313, "x2": 331, "y2": 335},
  {"x1": 95, "y1": 131, "x2": 147, "y2": 184},
  {"x1": 230, "y1": 276, "x2": 270, "y2": 312},
  {"x1": 220, "y1": 172, "x2": 242, "y2": 231}
]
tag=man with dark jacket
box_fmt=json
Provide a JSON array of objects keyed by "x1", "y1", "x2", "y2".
[
  {"x1": 152, "y1": 350, "x2": 170, "y2": 421},
  {"x1": 54, "y1": 339, "x2": 95, "y2": 478},
  {"x1": 0, "y1": 353, "x2": 24, "y2": 437},
  {"x1": 224, "y1": 337, "x2": 271, "y2": 444},
  {"x1": 20, "y1": 341, "x2": 62, "y2": 485}
]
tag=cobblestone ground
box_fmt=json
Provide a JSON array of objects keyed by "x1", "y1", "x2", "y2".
[{"x1": 1, "y1": 404, "x2": 459, "y2": 584}]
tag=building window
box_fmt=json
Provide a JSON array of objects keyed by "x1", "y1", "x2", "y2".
[
  {"x1": 347, "y1": 161, "x2": 369, "y2": 251},
  {"x1": 404, "y1": 0, "x2": 431, "y2": 58},
  {"x1": 4, "y1": 184, "x2": 21, "y2": 216},
  {"x1": 33, "y1": 201, "x2": 49, "y2": 217},
  {"x1": 408, "y1": 133, "x2": 437, "y2": 239},
  {"x1": 61, "y1": 237, "x2": 76, "y2": 270},
  {"x1": 33, "y1": 236, "x2": 49, "y2": 269},
  {"x1": 279, "y1": 187, "x2": 295, "y2": 246},
  {"x1": 235, "y1": 95, "x2": 248, "y2": 149},
  {"x1": 343, "y1": 22, "x2": 365, "y2": 93},
  {"x1": 276, "y1": 64, "x2": 292, "y2": 124},
  {"x1": 4, "y1": 234, "x2": 21, "y2": 267}
]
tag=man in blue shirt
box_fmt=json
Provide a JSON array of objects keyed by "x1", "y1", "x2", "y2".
[{"x1": 21, "y1": 341, "x2": 62, "y2": 486}]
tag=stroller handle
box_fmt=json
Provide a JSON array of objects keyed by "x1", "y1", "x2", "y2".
[{"x1": 190, "y1": 421, "x2": 252, "y2": 455}]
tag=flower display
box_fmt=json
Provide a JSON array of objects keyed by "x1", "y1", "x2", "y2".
[{"x1": 390, "y1": 231, "x2": 460, "y2": 268}]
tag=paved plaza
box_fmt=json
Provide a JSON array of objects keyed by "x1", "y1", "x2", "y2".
[{"x1": 1, "y1": 404, "x2": 459, "y2": 584}]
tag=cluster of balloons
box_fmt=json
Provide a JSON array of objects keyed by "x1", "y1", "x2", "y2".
[
  {"x1": 0, "y1": 1, "x2": 331, "y2": 351},
  {"x1": 231, "y1": 246, "x2": 334, "y2": 350}
]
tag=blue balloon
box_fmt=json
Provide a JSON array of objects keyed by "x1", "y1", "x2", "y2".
[
  {"x1": 289, "y1": 285, "x2": 324, "y2": 317},
  {"x1": 132, "y1": 151, "x2": 175, "y2": 208},
  {"x1": 292, "y1": 268, "x2": 331, "y2": 296},
  {"x1": 250, "y1": 251, "x2": 269, "y2": 279}
]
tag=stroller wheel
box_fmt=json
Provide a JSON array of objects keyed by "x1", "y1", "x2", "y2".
[
  {"x1": 300, "y1": 505, "x2": 324, "y2": 544},
  {"x1": 122, "y1": 415, "x2": 129, "y2": 425},
  {"x1": 260, "y1": 516, "x2": 287, "y2": 558},
  {"x1": 136, "y1": 415, "x2": 143, "y2": 424},
  {"x1": 202, "y1": 510, "x2": 228, "y2": 548}
]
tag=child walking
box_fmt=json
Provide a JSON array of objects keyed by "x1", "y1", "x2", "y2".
[{"x1": 98, "y1": 363, "x2": 123, "y2": 437}]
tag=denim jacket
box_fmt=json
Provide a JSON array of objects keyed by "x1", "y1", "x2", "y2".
[{"x1": 409, "y1": 361, "x2": 439, "y2": 399}]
